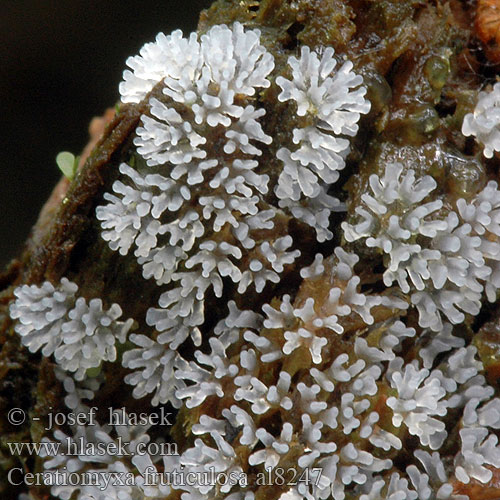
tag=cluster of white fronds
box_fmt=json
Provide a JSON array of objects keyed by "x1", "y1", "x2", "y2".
[
  {"x1": 121, "y1": 234, "x2": 299, "y2": 406},
  {"x1": 98, "y1": 22, "x2": 369, "y2": 321},
  {"x1": 381, "y1": 347, "x2": 500, "y2": 491},
  {"x1": 11, "y1": 19, "x2": 500, "y2": 500},
  {"x1": 120, "y1": 23, "x2": 274, "y2": 107},
  {"x1": 259, "y1": 247, "x2": 406, "y2": 364},
  {"x1": 462, "y1": 82, "x2": 500, "y2": 158},
  {"x1": 121, "y1": 298, "x2": 262, "y2": 408},
  {"x1": 94, "y1": 23, "x2": 374, "y2": 410},
  {"x1": 40, "y1": 404, "x2": 179, "y2": 500},
  {"x1": 456, "y1": 180, "x2": 500, "y2": 301},
  {"x1": 99, "y1": 23, "x2": 279, "y2": 290},
  {"x1": 120, "y1": 30, "x2": 199, "y2": 105},
  {"x1": 342, "y1": 163, "x2": 500, "y2": 330},
  {"x1": 10, "y1": 278, "x2": 133, "y2": 380},
  {"x1": 39, "y1": 365, "x2": 181, "y2": 500},
  {"x1": 122, "y1": 331, "x2": 186, "y2": 407},
  {"x1": 54, "y1": 367, "x2": 104, "y2": 411},
  {"x1": 275, "y1": 46, "x2": 370, "y2": 241},
  {"x1": 164, "y1": 250, "x2": 401, "y2": 499},
  {"x1": 163, "y1": 248, "x2": 500, "y2": 500}
]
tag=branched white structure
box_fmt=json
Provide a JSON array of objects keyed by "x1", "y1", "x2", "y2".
[
  {"x1": 261, "y1": 247, "x2": 406, "y2": 365},
  {"x1": 275, "y1": 46, "x2": 370, "y2": 241},
  {"x1": 10, "y1": 278, "x2": 133, "y2": 380},
  {"x1": 462, "y1": 82, "x2": 500, "y2": 158},
  {"x1": 9, "y1": 17, "x2": 500, "y2": 500},
  {"x1": 122, "y1": 332, "x2": 186, "y2": 407},
  {"x1": 342, "y1": 162, "x2": 500, "y2": 331},
  {"x1": 40, "y1": 404, "x2": 180, "y2": 500},
  {"x1": 96, "y1": 24, "x2": 307, "y2": 405}
]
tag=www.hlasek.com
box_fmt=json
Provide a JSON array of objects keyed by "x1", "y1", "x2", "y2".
[
  {"x1": 9, "y1": 466, "x2": 324, "y2": 491},
  {"x1": 8, "y1": 437, "x2": 178, "y2": 459}
]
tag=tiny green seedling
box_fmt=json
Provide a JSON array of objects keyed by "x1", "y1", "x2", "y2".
[{"x1": 56, "y1": 151, "x2": 80, "y2": 180}]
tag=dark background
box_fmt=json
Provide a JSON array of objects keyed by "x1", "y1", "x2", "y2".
[{"x1": 0, "y1": 0, "x2": 213, "y2": 268}]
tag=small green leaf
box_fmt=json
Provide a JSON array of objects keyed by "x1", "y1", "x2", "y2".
[
  {"x1": 85, "y1": 365, "x2": 102, "y2": 378},
  {"x1": 56, "y1": 151, "x2": 78, "y2": 180}
]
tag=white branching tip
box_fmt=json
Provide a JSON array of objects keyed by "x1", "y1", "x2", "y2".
[
  {"x1": 10, "y1": 279, "x2": 133, "y2": 381},
  {"x1": 275, "y1": 46, "x2": 369, "y2": 240},
  {"x1": 462, "y1": 82, "x2": 500, "y2": 158}
]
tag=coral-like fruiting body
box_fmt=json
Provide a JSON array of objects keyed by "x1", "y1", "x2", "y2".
[
  {"x1": 9, "y1": 12, "x2": 500, "y2": 500},
  {"x1": 10, "y1": 279, "x2": 133, "y2": 380},
  {"x1": 275, "y1": 46, "x2": 370, "y2": 241},
  {"x1": 342, "y1": 163, "x2": 500, "y2": 331},
  {"x1": 462, "y1": 82, "x2": 500, "y2": 158}
]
